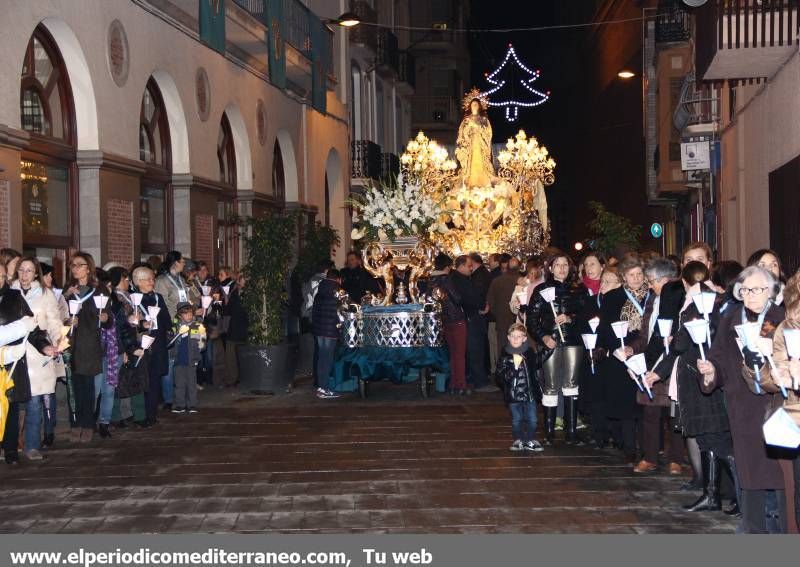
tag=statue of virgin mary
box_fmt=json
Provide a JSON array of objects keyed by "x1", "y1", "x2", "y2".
[{"x1": 455, "y1": 89, "x2": 494, "y2": 188}]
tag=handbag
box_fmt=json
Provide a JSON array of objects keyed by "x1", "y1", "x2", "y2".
[{"x1": 115, "y1": 358, "x2": 149, "y2": 399}]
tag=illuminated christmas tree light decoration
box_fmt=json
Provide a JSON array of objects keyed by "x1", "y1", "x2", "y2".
[{"x1": 483, "y1": 44, "x2": 550, "y2": 123}]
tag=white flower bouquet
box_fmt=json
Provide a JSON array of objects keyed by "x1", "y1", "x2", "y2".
[{"x1": 348, "y1": 174, "x2": 449, "y2": 242}]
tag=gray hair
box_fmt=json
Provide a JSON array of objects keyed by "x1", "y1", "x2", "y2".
[
  {"x1": 644, "y1": 257, "x2": 677, "y2": 281},
  {"x1": 732, "y1": 265, "x2": 780, "y2": 301},
  {"x1": 131, "y1": 266, "x2": 154, "y2": 285},
  {"x1": 618, "y1": 257, "x2": 642, "y2": 276}
]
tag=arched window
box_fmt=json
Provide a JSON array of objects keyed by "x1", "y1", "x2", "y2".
[
  {"x1": 19, "y1": 26, "x2": 76, "y2": 284},
  {"x1": 139, "y1": 78, "x2": 172, "y2": 255},
  {"x1": 218, "y1": 114, "x2": 236, "y2": 187},
  {"x1": 217, "y1": 113, "x2": 238, "y2": 270},
  {"x1": 350, "y1": 62, "x2": 362, "y2": 140},
  {"x1": 272, "y1": 141, "x2": 286, "y2": 202}
]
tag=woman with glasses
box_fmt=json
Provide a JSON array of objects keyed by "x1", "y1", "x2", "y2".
[
  {"x1": 697, "y1": 265, "x2": 787, "y2": 533},
  {"x1": 65, "y1": 252, "x2": 111, "y2": 443},
  {"x1": 11, "y1": 257, "x2": 62, "y2": 459},
  {"x1": 747, "y1": 249, "x2": 786, "y2": 305}
]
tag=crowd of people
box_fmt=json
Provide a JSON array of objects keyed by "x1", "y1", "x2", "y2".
[
  {"x1": 309, "y1": 244, "x2": 800, "y2": 534},
  {"x1": 0, "y1": 249, "x2": 248, "y2": 465}
]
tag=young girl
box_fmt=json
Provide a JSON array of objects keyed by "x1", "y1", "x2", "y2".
[{"x1": 497, "y1": 323, "x2": 544, "y2": 452}]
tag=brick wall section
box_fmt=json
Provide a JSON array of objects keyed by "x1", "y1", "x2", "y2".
[
  {"x1": 106, "y1": 198, "x2": 134, "y2": 266},
  {"x1": 194, "y1": 214, "x2": 214, "y2": 267},
  {"x1": 0, "y1": 180, "x2": 9, "y2": 248}
]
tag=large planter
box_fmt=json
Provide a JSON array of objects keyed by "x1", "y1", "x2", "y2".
[{"x1": 237, "y1": 343, "x2": 293, "y2": 395}]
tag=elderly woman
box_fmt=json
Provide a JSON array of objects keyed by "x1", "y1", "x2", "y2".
[
  {"x1": 523, "y1": 252, "x2": 588, "y2": 445},
  {"x1": 747, "y1": 249, "x2": 785, "y2": 305},
  {"x1": 132, "y1": 266, "x2": 172, "y2": 425},
  {"x1": 697, "y1": 265, "x2": 787, "y2": 533},
  {"x1": 597, "y1": 257, "x2": 649, "y2": 463}
]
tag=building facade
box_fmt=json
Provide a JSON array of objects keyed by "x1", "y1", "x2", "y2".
[{"x1": 0, "y1": 0, "x2": 352, "y2": 284}]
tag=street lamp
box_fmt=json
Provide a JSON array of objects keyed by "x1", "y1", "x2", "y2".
[
  {"x1": 617, "y1": 70, "x2": 635, "y2": 79},
  {"x1": 332, "y1": 12, "x2": 360, "y2": 27}
]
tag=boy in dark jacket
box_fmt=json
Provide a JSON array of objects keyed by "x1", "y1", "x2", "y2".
[
  {"x1": 312, "y1": 269, "x2": 342, "y2": 399},
  {"x1": 497, "y1": 323, "x2": 544, "y2": 452},
  {"x1": 169, "y1": 302, "x2": 206, "y2": 413}
]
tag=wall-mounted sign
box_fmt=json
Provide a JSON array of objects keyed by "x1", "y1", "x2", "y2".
[{"x1": 680, "y1": 140, "x2": 710, "y2": 171}]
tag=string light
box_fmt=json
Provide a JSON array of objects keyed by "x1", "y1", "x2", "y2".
[{"x1": 481, "y1": 45, "x2": 549, "y2": 123}]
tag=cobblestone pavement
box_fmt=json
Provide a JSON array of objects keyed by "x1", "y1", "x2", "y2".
[{"x1": 0, "y1": 379, "x2": 739, "y2": 533}]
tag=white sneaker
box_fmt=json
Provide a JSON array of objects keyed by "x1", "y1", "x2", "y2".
[
  {"x1": 510, "y1": 439, "x2": 524, "y2": 451},
  {"x1": 316, "y1": 388, "x2": 340, "y2": 399},
  {"x1": 524, "y1": 440, "x2": 544, "y2": 452}
]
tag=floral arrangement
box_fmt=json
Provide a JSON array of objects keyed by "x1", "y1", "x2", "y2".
[{"x1": 349, "y1": 174, "x2": 449, "y2": 242}]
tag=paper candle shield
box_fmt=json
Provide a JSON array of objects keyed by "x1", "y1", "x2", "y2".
[
  {"x1": 53, "y1": 288, "x2": 63, "y2": 300},
  {"x1": 783, "y1": 329, "x2": 800, "y2": 359},
  {"x1": 147, "y1": 306, "x2": 161, "y2": 320},
  {"x1": 588, "y1": 317, "x2": 600, "y2": 333},
  {"x1": 692, "y1": 292, "x2": 716, "y2": 316},
  {"x1": 581, "y1": 333, "x2": 597, "y2": 350},
  {"x1": 201, "y1": 296, "x2": 213, "y2": 309},
  {"x1": 516, "y1": 291, "x2": 528, "y2": 305},
  {"x1": 222, "y1": 285, "x2": 231, "y2": 296},
  {"x1": 657, "y1": 318, "x2": 673, "y2": 338},
  {"x1": 130, "y1": 293, "x2": 143, "y2": 306},
  {"x1": 684, "y1": 319, "x2": 710, "y2": 346},
  {"x1": 68, "y1": 300, "x2": 82, "y2": 316},
  {"x1": 740, "y1": 322, "x2": 762, "y2": 351},
  {"x1": 539, "y1": 287, "x2": 556, "y2": 303},
  {"x1": 624, "y1": 353, "x2": 648, "y2": 376},
  {"x1": 93, "y1": 295, "x2": 109, "y2": 310},
  {"x1": 611, "y1": 321, "x2": 629, "y2": 339},
  {"x1": 763, "y1": 408, "x2": 800, "y2": 449},
  {"x1": 757, "y1": 337, "x2": 774, "y2": 358},
  {"x1": 202, "y1": 285, "x2": 211, "y2": 297},
  {"x1": 140, "y1": 335, "x2": 156, "y2": 350}
]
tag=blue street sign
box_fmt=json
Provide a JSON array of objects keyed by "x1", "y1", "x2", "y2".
[{"x1": 650, "y1": 223, "x2": 663, "y2": 238}]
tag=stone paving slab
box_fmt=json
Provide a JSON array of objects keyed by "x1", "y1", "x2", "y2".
[{"x1": 0, "y1": 380, "x2": 739, "y2": 534}]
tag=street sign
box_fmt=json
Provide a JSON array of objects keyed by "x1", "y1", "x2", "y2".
[
  {"x1": 650, "y1": 223, "x2": 663, "y2": 238},
  {"x1": 680, "y1": 140, "x2": 711, "y2": 171}
]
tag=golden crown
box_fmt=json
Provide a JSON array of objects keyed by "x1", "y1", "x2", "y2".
[{"x1": 461, "y1": 87, "x2": 490, "y2": 112}]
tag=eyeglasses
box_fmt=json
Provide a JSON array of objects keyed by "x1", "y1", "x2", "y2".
[
  {"x1": 740, "y1": 286, "x2": 769, "y2": 296},
  {"x1": 70, "y1": 263, "x2": 88, "y2": 269}
]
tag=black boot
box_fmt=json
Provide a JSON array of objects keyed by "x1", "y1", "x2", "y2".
[
  {"x1": 720, "y1": 454, "x2": 742, "y2": 517},
  {"x1": 684, "y1": 451, "x2": 721, "y2": 512},
  {"x1": 41, "y1": 433, "x2": 55, "y2": 448},
  {"x1": 98, "y1": 423, "x2": 112, "y2": 439},
  {"x1": 543, "y1": 407, "x2": 556, "y2": 446},
  {"x1": 564, "y1": 396, "x2": 584, "y2": 446}
]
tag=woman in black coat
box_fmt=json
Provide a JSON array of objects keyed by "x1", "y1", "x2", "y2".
[
  {"x1": 523, "y1": 252, "x2": 588, "y2": 445},
  {"x1": 65, "y1": 252, "x2": 113, "y2": 444}
]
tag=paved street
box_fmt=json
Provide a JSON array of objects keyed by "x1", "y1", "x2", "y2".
[{"x1": 0, "y1": 381, "x2": 738, "y2": 534}]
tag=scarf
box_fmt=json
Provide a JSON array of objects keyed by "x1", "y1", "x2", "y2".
[
  {"x1": 100, "y1": 312, "x2": 120, "y2": 386},
  {"x1": 620, "y1": 283, "x2": 650, "y2": 332},
  {"x1": 582, "y1": 275, "x2": 601, "y2": 296}
]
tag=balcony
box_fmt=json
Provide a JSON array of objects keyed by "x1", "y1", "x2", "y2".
[
  {"x1": 696, "y1": 0, "x2": 799, "y2": 81},
  {"x1": 381, "y1": 152, "x2": 400, "y2": 184},
  {"x1": 398, "y1": 51, "x2": 416, "y2": 90},
  {"x1": 411, "y1": 96, "x2": 459, "y2": 128},
  {"x1": 376, "y1": 28, "x2": 399, "y2": 77},
  {"x1": 349, "y1": 0, "x2": 378, "y2": 53},
  {"x1": 351, "y1": 140, "x2": 382, "y2": 182},
  {"x1": 656, "y1": 0, "x2": 691, "y2": 43},
  {"x1": 673, "y1": 72, "x2": 720, "y2": 134}
]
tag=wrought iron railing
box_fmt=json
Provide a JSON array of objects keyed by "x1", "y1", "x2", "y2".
[
  {"x1": 381, "y1": 152, "x2": 400, "y2": 183},
  {"x1": 376, "y1": 28, "x2": 399, "y2": 74},
  {"x1": 656, "y1": 0, "x2": 691, "y2": 43},
  {"x1": 352, "y1": 140, "x2": 382, "y2": 180},
  {"x1": 284, "y1": 0, "x2": 311, "y2": 56},
  {"x1": 349, "y1": 0, "x2": 378, "y2": 52},
  {"x1": 398, "y1": 51, "x2": 415, "y2": 88}
]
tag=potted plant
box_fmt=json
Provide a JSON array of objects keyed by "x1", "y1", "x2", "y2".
[
  {"x1": 237, "y1": 211, "x2": 298, "y2": 394},
  {"x1": 292, "y1": 221, "x2": 340, "y2": 376}
]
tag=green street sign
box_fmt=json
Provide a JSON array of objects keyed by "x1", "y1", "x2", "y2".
[{"x1": 650, "y1": 223, "x2": 663, "y2": 238}]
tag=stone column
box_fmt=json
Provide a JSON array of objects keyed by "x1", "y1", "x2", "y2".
[
  {"x1": 172, "y1": 173, "x2": 193, "y2": 257},
  {"x1": 75, "y1": 150, "x2": 103, "y2": 260}
]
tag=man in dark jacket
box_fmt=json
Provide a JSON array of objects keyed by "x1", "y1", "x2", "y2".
[
  {"x1": 340, "y1": 251, "x2": 379, "y2": 303},
  {"x1": 312, "y1": 269, "x2": 342, "y2": 399},
  {"x1": 468, "y1": 253, "x2": 493, "y2": 391},
  {"x1": 429, "y1": 254, "x2": 468, "y2": 393}
]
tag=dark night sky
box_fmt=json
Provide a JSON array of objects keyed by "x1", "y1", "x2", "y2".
[{"x1": 465, "y1": 0, "x2": 649, "y2": 250}]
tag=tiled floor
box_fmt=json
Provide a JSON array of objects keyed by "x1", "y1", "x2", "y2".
[{"x1": 0, "y1": 380, "x2": 739, "y2": 533}]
